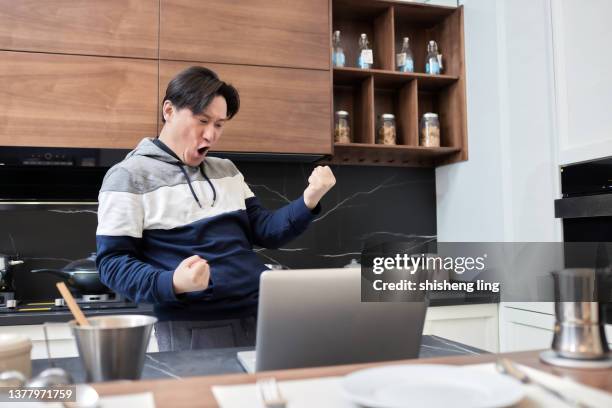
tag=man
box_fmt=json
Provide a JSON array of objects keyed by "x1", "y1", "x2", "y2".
[{"x1": 96, "y1": 66, "x2": 335, "y2": 351}]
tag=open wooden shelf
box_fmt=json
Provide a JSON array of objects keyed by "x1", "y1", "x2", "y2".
[
  {"x1": 327, "y1": 143, "x2": 462, "y2": 167},
  {"x1": 333, "y1": 75, "x2": 374, "y2": 145},
  {"x1": 334, "y1": 143, "x2": 461, "y2": 155},
  {"x1": 330, "y1": 0, "x2": 467, "y2": 167},
  {"x1": 334, "y1": 67, "x2": 458, "y2": 90}
]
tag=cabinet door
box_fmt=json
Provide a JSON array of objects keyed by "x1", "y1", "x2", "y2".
[
  {"x1": 160, "y1": 0, "x2": 330, "y2": 70},
  {"x1": 159, "y1": 62, "x2": 332, "y2": 154},
  {"x1": 2, "y1": 323, "x2": 77, "y2": 359},
  {"x1": 0, "y1": 0, "x2": 158, "y2": 58},
  {"x1": 423, "y1": 304, "x2": 499, "y2": 353},
  {"x1": 499, "y1": 306, "x2": 555, "y2": 352},
  {"x1": 553, "y1": 0, "x2": 612, "y2": 164},
  {"x1": 0, "y1": 51, "x2": 158, "y2": 149}
]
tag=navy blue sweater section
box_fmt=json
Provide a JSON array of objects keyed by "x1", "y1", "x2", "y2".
[{"x1": 96, "y1": 196, "x2": 320, "y2": 321}]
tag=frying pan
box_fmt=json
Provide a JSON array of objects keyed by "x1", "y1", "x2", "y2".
[{"x1": 31, "y1": 253, "x2": 110, "y2": 294}]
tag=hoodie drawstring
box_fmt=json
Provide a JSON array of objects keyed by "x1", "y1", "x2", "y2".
[
  {"x1": 151, "y1": 138, "x2": 216, "y2": 207},
  {"x1": 200, "y1": 164, "x2": 217, "y2": 207},
  {"x1": 178, "y1": 165, "x2": 203, "y2": 208}
]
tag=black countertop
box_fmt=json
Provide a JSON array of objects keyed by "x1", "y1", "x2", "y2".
[
  {"x1": 0, "y1": 303, "x2": 155, "y2": 326},
  {"x1": 31, "y1": 335, "x2": 485, "y2": 383},
  {"x1": 0, "y1": 292, "x2": 497, "y2": 326}
]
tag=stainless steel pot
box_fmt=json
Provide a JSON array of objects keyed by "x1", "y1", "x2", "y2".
[
  {"x1": 69, "y1": 315, "x2": 157, "y2": 381},
  {"x1": 30, "y1": 253, "x2": 110, "y2": 294}
]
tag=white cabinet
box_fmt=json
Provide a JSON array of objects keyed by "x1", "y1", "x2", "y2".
[
  {"x1": 424, "y1": 303, "x2": 499, "y2": 352},
  {"x1": 1, "y1": 323, "x2": 77, "y2": 359},
  {"x1": 1, "y1": 323, "x2": 158, "y2": 360},
  {"x1": 499, "y1": 303, "x2": 555, "y2": 352},
  {"x1": 499, "y1": 302, "x2": 612, "y2": 352},
  {"x1": 552, "y1": 0, "x2": 612, "y2": 164},
  {"x1": 436, "y1": 0, "x2": 562, "y2": 244}
]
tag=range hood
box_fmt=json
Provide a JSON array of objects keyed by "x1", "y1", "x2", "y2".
[
  {"x1": 0, "y1": 145, "x2": 327, "y2": 208},
  {"x1": 0, "y1": 146, "x2": 126, "y2": 205}
]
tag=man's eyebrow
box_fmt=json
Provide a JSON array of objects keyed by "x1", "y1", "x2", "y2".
[{"x1": 198, "y1": 113, "x2": 227, "y2": 121}]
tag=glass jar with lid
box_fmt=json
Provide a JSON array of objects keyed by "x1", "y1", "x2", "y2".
[
  {"x1": 377, "y1": 114, "x2": 396, "y2": 145},
  {"x1": 420, "y1": 113, "x2": 440, "y2": 147},
  {"x1": 334, "y1": 110, "x2": 351, "y2": 143}
]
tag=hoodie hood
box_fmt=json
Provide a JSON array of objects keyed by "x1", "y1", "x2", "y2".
[
  {"x1": 127, "y1": 137, "x2": 182, "y2": 164},
  {"x1": 127, "y1": 138, "x2": 217, "y2": 208}
]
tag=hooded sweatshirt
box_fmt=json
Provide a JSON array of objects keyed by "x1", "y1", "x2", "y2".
[{"x1": 96, "y1": 138, "x2": 320, "y2": 321}]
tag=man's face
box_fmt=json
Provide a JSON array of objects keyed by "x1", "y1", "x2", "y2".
[{"x1": 162, "y1": 95, "x2": 228, "y2": 167}]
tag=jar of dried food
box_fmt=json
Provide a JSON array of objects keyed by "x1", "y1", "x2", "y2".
[
  {"x1": 377, "y1": 114, "x2": 396, "y2": 145},
  {"x1": 334, "y1": 110, "x2": 351, "y2": 143},
  {"x1": 420, "y1": 113, "x2": 440, "y2": 147}
]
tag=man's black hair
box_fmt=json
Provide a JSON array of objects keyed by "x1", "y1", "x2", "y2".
[{"x1": 161, "y1": 66, "x2": 240, "y2": 123}]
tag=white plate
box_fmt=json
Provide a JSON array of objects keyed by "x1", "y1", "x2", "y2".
[{"x1": 342, "y1": 364, "x2": 524, "y2": 408}]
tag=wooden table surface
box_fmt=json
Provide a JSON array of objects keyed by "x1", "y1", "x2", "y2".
[{"x1": 92, "y1": 350, "x2": 612, "y2": 407}]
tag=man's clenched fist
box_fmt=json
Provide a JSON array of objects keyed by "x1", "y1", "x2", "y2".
[
  {"x1": 172, "y1": 255, "x2": 210, "y2": 294},
  {"x1": 303, "y1": 166, "x2": 336, "y2": 210}
]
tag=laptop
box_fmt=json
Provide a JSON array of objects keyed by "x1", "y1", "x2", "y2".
[{"x1": 237, "y1": 268, "x2": 427, "y2": 373}]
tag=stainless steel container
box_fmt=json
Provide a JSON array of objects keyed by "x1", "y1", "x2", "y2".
[
  {"x1": 551, "y1": 269, "x2": 610, "y2": 360},
  {"x1": 69, "y1": 315, "x2": 157, "y2": 382}
]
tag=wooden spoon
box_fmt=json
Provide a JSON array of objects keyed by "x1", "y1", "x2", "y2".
[{"x1": 56, "y1": 282, "x2": 90, "y2": 327}]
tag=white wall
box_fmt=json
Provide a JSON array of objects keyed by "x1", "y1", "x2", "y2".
[
  {"x1": 436, "y1": 0, "x2": 561, "y2": 242},
  {"x1": 552, "y1": 0, "x2": 612, "y2": 165},
  {"x1": 436, "y1": 0, "x2": 507, "y2": 242}
]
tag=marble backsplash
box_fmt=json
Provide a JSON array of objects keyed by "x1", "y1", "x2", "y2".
[{"x1": 0, "y1": 161, "x2": 436, "y2": 299}]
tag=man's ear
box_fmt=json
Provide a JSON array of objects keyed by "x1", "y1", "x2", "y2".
[{"x1": 162, "y1": 100, "x2": 174, "y2": 122}]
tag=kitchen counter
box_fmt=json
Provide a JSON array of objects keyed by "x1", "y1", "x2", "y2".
[
  {"x1": 0, "y1": 303, "x2": 154, "y2": 326},
  {"x1": 31, "y1": 335, "x2": 484, "y2": 383}
]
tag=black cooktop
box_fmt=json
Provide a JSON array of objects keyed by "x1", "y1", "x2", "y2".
[{"x1": 0, "y1": 300, "x2": 138, "y2": 314}]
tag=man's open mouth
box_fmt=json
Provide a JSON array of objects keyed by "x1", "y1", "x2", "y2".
[{"x1": 197, "y1": 147, "x2": 209, "y2": 155}]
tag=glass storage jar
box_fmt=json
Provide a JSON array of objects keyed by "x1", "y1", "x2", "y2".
[
  {"x1": 334, "y1": 110, "x2": 351, "y2": 143},
  {"x1": 377, "y1": 114, "x2": 396, "y2": 145},
  {"x1": 420, "y1": 113, "x2": 440, "y2": 147}
]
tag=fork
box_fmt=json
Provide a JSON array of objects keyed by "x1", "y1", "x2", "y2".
[
  {"x1": 256, "y1": 377, "x2": 287, "y2": 408},
  {"x1": 496, "y1": 358, "x2": 593, "y2": 408}
]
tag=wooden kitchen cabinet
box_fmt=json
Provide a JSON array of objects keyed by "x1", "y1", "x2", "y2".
[
  {"x1": 328, "y1": 0, "x2": 468, "y2": 167},
  {"x1": 0, "y1": 0, "x2": 467, "y2": 162},
  {"x1": 0, "y1": 51, "x2": 158, "y2": 149},
  {"x1": 0, "y1": 0, "x2": 158, "y2": 58},
  {"x1": 159, "y1": 61, "x2": 332, "y2": 155},
  {"x1": 160, "y1": 0, "x2": 330, "y2": 70}
]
